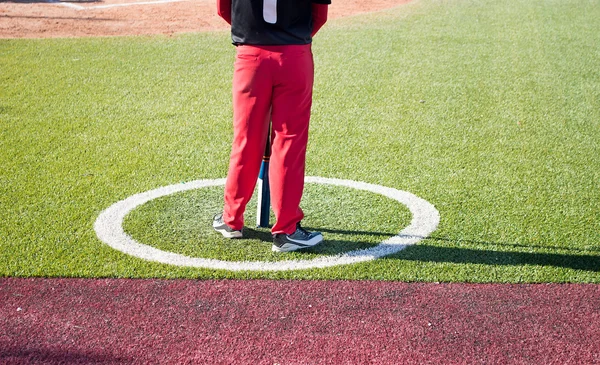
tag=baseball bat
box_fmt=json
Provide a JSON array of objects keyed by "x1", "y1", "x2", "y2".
[{"x1": 256, "y1": 123, "x2": 272, "y2": 228}]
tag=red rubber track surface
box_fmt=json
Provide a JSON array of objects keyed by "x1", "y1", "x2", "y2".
[{"x1": 1, "y1": 278, "x2": 599, "y2": 364}]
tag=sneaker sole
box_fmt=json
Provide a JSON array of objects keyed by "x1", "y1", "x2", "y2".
[
  {"x1": 213, "y1": 225, "x2": 243, "y2": 239},
  {"x1": 271, "y1": 235, "x2": 323, "y2": 252}
]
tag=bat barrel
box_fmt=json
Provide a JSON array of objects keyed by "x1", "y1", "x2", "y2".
[{"x1": 256, "y1": 125, "x2": 272, "y2": 228}]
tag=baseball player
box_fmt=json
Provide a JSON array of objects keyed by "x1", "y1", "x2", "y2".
[{"x1": 212, "y1": 0, "x2": 330, "y2": 252}]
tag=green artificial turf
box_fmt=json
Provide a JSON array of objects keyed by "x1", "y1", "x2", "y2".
[{"x1": 1, "y1": 0, "x2": 599, "y2": 281}]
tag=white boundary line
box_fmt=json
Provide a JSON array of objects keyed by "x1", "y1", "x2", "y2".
[
  {"x1": 47, "y1": 0, "x2": 85, "y2": 10},
  {"x1": 94, "y1": 177, "x2": 440, "y2": 272},
  {"x1": 49, "y1": 0, "x2": 189, "y2": 11}
]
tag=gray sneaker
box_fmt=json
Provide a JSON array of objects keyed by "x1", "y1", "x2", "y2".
[
  {"x1": 212, "y1": 213, "x2": 243, "y2": 239},
  {"x1": 272, "y1": 224, "x2": 323, "y2": 252}
]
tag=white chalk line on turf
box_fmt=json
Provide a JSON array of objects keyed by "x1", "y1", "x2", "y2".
[
  {"x1": 94, "y1": 176, "x2": 440, "y2": 272},
  {"x1": 48, "y1": 0, "x2": 190, "y2": 11}
]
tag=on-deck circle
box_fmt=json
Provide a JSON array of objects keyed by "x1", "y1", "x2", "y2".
[{"x1": 94, "y1": 176, "x2": 440, "y2": 271}]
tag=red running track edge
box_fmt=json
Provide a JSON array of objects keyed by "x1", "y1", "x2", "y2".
[{"x1": 1, "y1": 278, "x2": 599, "y2": 364}]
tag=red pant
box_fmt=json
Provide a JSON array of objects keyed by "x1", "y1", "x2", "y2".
[{"x1": 223, "y1": 44, "x2": 314, "y2": 235}]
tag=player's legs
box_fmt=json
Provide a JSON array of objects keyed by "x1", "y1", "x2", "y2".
[
  {"x1": 269, "y1": 44, "x2": 314, "y2": 235},
  {"x1": 223, "y1": 46, "x2": 273, "y2": 230}
]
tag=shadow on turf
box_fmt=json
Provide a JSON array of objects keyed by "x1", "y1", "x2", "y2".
[
  {"x1": 241, "y1": 227, "x2": 600, "y2": 271},
  {"x1": 301, "y1": 228, "x2": 600, "y2": 272},
  {"x1": 242, "y1": 226, "x2": 389, "y2": 255},
  {"x1": 387, "y1": 236, "x2": 600, "y2": 272},
  {"x1": 428, "y1": 235, "x2": 600, "y2": 254}
]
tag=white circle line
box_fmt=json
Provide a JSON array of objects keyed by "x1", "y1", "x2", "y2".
[
  {"x1": 50, "y1": 0, "x2": 191, "y2": 11},
  {"x1": 94, "y1": 177, "x2": 440, "y2": 271}
]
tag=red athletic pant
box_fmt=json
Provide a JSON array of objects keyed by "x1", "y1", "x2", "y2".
[{"x1": 223, "y1": 44, "x2": 314, "y2": 235}]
